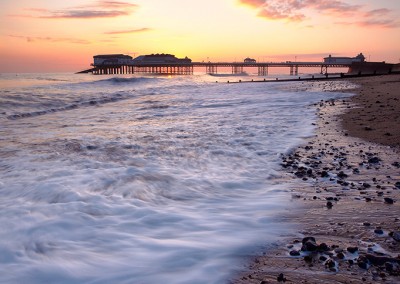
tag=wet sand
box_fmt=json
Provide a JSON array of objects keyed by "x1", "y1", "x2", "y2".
[{"x1": 231, "y1": 74, "x2": 400, "y2": 284}]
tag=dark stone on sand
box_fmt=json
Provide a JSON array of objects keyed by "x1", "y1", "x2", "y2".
[
  {"x1": 320, "y1": 171, "x2": 329, "y2": 178},
  {"x1": 385, "y1": 262, "x2": 394, "y2": 272},
  {"x1": 363, "y1": 222, "x2": 371, "y2": 226},
  {"x1": 392, "y1": 162, "x2": 400, "y2": 168},
  {"x1": 277, "y1": 273, "x2": 286, "y2": 282},
  {"x1": 364, "y1": 126, "x2": 373, "y2": 131},
  {"x1": 368, "y1": 157, "x2": 381, "y2": 164},
  {"x1": 363, "y1": 183, "x2": 371, "y2": 188},
  {"x1": 357, "y1": 256, "x2": 369, "y2": 269},
  {"x1": 326, "y1": 201, "x2": 333, "y2": 208},
  {"x1": 365, "y1": 254, "x2": 400, "y2": 266},
  {"x1": 337, "y1": 171, "x2": 348, "y2": 179},
  {"x1": 86, "y1": 145, "x2": 98, "y2": 150},
  {"x1": 289, "y1": 250, "x2": 300, "y2": 256},
  {"x1": 318, "y1": 243, "x2": 330, "y2": 252},
  {"x1": 365, "y1": 197, "x2": 372, "y2": 202},
  {"x1": 260, "y1": 281, "x2": 269, "y2": 284},
  {"x1": 395, "y1": 182, "x2": 400, "y2": 189},
  {"x1": 337, "y1": 252, "x2": 345, "y2": 259},
  {"x1": 319, "y1": 255, "x2": 328, "y2": 261},
  {"x1": 302, "y1": 240, "x2": 318, "y2": 252},
  {"x1": 347, "y1": 247, "x2": 358, "y2": 253},
  {"x1": 302, "y1": 236, "x2": 316, "y2": 244},
  {"x1": 325, "y1": 259, "x2": 336, "y2": 268},
  {"x1": 384, "y1": 197, "x2": 394, "y2": 204},
  {"x1": 304, "y1": 255, "x2": 313, "y2": 263},
  {"x1": 374, "y1": 228, "x2": 384, "y2": 235},
  {"x1": 389, "y1": 231, "x2": 400, "y2": 242}
]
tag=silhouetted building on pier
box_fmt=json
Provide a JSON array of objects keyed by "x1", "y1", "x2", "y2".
[
  {"x1": 244, "y1": 57, "x2": 256, "y2": 63},
  {"x1": 132, "y1": 54, "x2": 192, "y2": 64},
  {"x1": 93, "y1": 54, "x2": 133, "y2": 66},
  {"x1": 324, "y1": 53, "x2": 365, "y2": 64}
]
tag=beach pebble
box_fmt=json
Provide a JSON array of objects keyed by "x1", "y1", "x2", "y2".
[
  {"x1": 347, "y1": 247, "x2": 358, "y2": 253},
  {"x1": 304, "y1": 255, "x2": 313, "y2": 263},
  {"x1": 289, "y1": 250, "x2": 300, "y2": 256},
  {"x1": 357, "y1": 256, "x2": 369, "y2": 269},
  {"x1": 326, "y1": 201, "x2": 333, "y2": 208},
  {"x1": 320, "y1": 171, "x2": 329, "y2": 178},
  {"x1": 389, "y1": 231, "x2": 400, "y2": 242},
  {"x1": 319, "y1": 255, "x2": 328, "y2": 261},
  {"x1": 318, "y1": 243, "x2": 330, "y2": 252},
  {"x1": 325, "y1": 259, "x2": 336, "y2": 268},
  {"x1": 365, "y1": 254, "x2": 399, "y2": 266},
  {"x1": 301, "y1": 237, "x2": 318, "y2": 252},
  {"x1": 368, "y1": 157, "x2": 380, "y2": 164},
  {"x1": 384, "y1": 197, "x2": 394, "y2": 204},
  {"x1": 337, "y1": 252, "x2": 345, "y2": 259},
  {"x1": 374, "y1": 228, "x2": 384, "y2": 235},
  {"x1": 277, "y1": 273, "x2": 286, "y2": 282}
]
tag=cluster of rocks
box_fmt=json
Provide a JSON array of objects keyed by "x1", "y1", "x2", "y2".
[
  {"x1": 286, "y1": 236, "x2": 400, "y2": 277},
  {"x1": 281, "y1": 124, "x2": 399, "y2": 206},
  {"x1": 276, "y1": 98, "x2": 400, "y2": 282}
]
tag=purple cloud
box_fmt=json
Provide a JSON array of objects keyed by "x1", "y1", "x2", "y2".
[
  {"x1": 239, "y1": 0, "x2": 399, "y2": 28},
  {"x1": 9, "y1": 35, "x2": 90, "y2": 44},
  {"x1": 14, "y1": 1, "x2": 137, "y2": 19},
  {"x1": 104, "y1": 28, "x2": 152, "y2": 34}
]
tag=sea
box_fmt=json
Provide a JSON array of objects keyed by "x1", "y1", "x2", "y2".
[{"x1": 0, "y1": 72, "x2": 354, "y2": 283}]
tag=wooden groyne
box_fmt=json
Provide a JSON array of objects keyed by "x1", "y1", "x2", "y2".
[{"x1": 221, "y1": 71, "x2": 400, "y2": 84}]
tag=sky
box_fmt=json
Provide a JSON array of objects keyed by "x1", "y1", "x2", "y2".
[{"x1": 0, "y1": 0, "x2": 399, "y2": 72}]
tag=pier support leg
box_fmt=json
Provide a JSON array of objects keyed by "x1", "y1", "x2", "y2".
[
  {"x1": 258, "y1": 66, "x2": 268, "y2": 76},
  {"x1": 290, "y1": 65, "x2": 299, "y2": 76},
  {"x1": 207, "y1": 65, "x2": 217, "y2": 74}
]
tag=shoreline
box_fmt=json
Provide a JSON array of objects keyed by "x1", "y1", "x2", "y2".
[{"x1": 231, "y1": 74, "x2": 400, "y2": 283}]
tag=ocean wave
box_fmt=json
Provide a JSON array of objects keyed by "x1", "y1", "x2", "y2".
[
  {"x1": 94, "y1": 76, "x2": 163, "y2": 85},
  {"x1": 6, "y1": 93, "x2": 127, "y2": 120}
]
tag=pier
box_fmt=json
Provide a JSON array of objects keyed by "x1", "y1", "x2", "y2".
[
  {"x1": 77, "y1": 53, "x2": 395, "y2": 76},
  {"x1": 79, "y1": 61, "x2": 349, "y2": 76}
]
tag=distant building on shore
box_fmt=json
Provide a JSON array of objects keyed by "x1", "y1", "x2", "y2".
[
  {"x1": 244, "y1": 57, "x2": 256, "y2": 63},
  {"x1": 324, "y1": 53, "x2": 366, "y2": 64},
  {"x1": 93, "y1": 54, "x2": 133, "y2": 66}
]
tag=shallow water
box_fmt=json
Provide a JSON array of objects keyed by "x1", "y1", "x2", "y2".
[{"x1": 0, "y1": 73, "x2": 355, "y2": 283}]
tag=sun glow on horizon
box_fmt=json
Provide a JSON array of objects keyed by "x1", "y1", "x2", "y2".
[{"x1": 1, "y1": 0, "x2": 399, "y2": 72}]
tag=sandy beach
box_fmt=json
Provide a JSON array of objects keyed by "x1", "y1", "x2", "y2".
[{"x1": 231, "y1": 74, "x2": 400, "y2": 284}]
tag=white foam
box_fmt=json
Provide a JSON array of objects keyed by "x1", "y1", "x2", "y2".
[{"x1": 0, "y1": 74, "x2": 354, "y2": 283}]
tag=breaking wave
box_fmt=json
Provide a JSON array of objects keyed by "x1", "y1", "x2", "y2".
[{"x1": 7, "y1": 93, "x2": 129, "y2": 120}]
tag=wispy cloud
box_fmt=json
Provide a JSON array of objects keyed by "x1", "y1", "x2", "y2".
[
  {"x1": 104, "y1": 28, "x2": 151, "y2": 34},
  {"x1": 13, "y1": 1, "x2": 137, "y2": 19},
  {"x1": 9, "y1": 35, "x2": 90, "y2": 44},
  {"x1": 238, "y1": 0, "x2": 399, "y2": 28}
]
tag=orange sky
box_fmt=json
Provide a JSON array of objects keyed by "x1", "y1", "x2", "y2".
[{"x1": 1, "y1": 0, "x2": 399, "y2": 73}]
